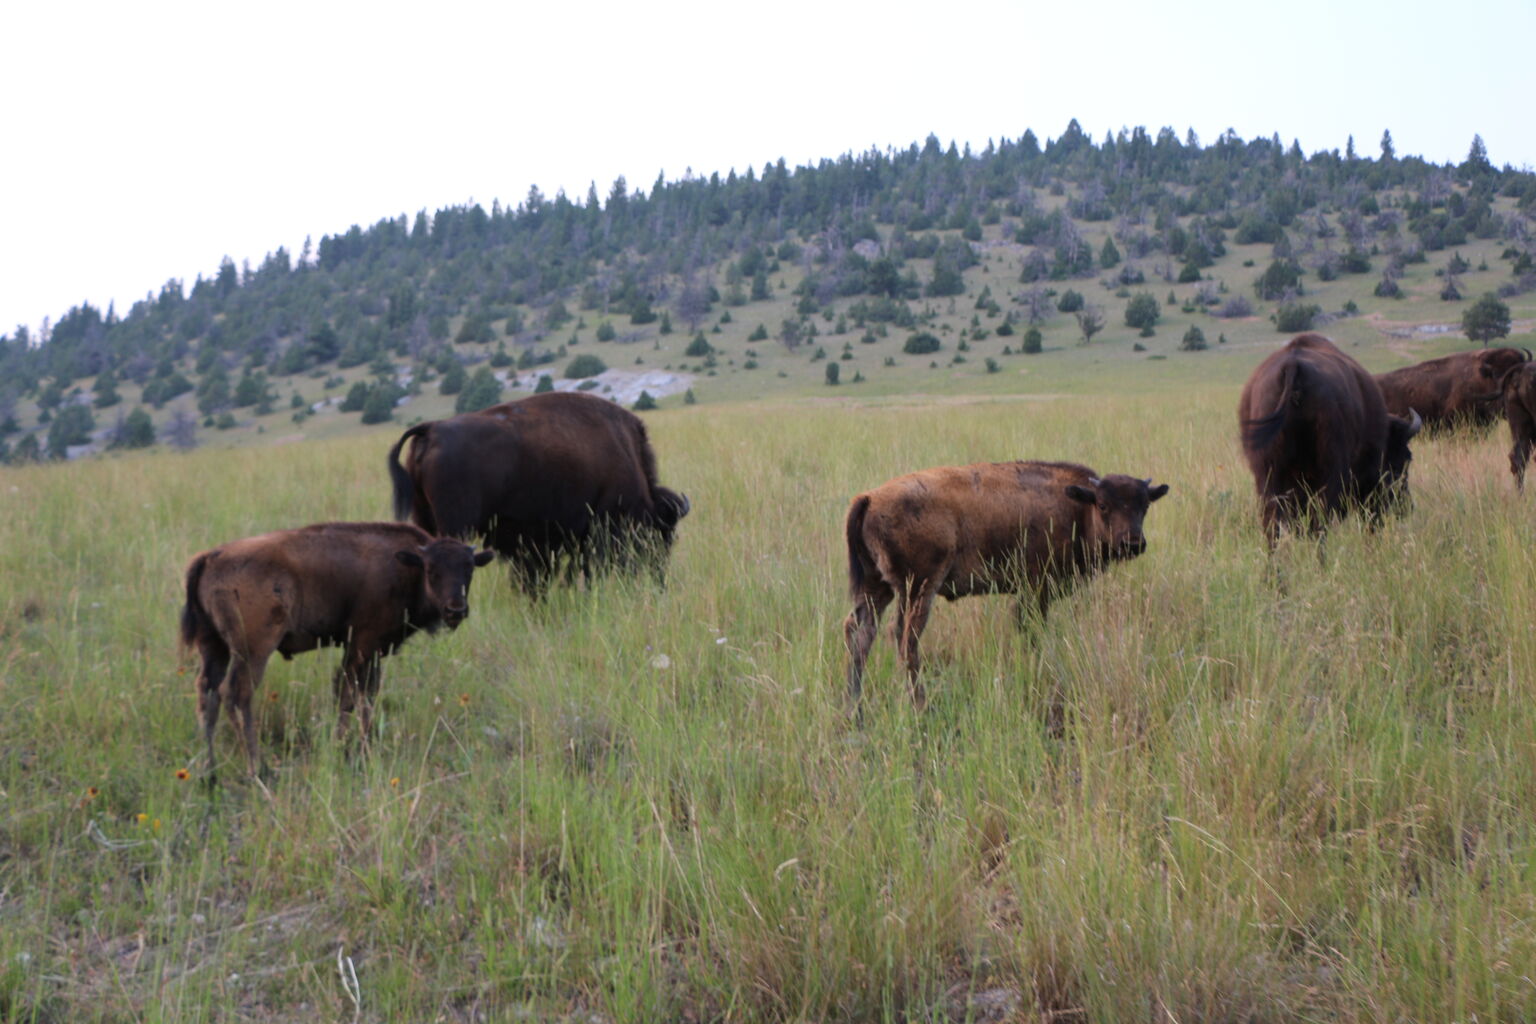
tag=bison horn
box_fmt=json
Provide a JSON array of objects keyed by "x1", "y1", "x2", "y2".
[
  {"x1": 1406, "y1": 408, "x2": 1423, "y2": 437},
  {"x1": 679, "y1": 493, "x2": 691, "y2": 518}
]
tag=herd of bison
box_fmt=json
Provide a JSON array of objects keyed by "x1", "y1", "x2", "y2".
[{"x1": 179, "y1": 334, "x2": 1536, "y2": 779}]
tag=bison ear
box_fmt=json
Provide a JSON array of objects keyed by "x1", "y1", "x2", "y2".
[
  {"x1": 1065, "y1": 484, "x2": 1097, "y2": 504},
  {"x1": 395, "y1": 550, "x2": 424, "y2": 569},
  {"x1": 1148, "y1": 483, "x2": 1169, "y2": 502},
  {"x1": 473, "y1": 549, "x2": 496, "y2": 567}
]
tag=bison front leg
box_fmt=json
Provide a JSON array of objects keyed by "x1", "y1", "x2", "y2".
[
  {"x1": 333, "y1": 644, "x2": 384, "y2": 748},
  {"x1": 843, "y1": 583, "x2": 893, "y2": 716},
  {"x1": 1510, "y1": 429, "x2": 1533, "y2": 492}
]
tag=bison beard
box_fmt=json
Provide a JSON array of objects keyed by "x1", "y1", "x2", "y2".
[{"x1": 387, "y1": 392, "x2": 690, "y2": 595}]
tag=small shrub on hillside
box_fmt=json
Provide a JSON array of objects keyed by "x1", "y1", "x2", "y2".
[
  {"x1": 1180, "y1": 326, "x2": 1208, "y2": 351},
  {"x1": 632, "y1": 391, "x2": 657, "y2": 411},
  {"x1": 534, "y1": 374, "x2": 554, "y2": 393},
  {"x1": 903, "y1": 332, "x2": 941, "y2": 355},
  {"x1": 684, "y1": 334, "x2": 713, "y2": 358},
  {"x1": 564, "y1": 354, "x2": 607, "y2": 379},
  {"x1": 1274, "y1": 302, "x2": 1321, "y2": 332},
  {"x1": 1022, "y1": 327, "x2": 1043, "y2": 354}
]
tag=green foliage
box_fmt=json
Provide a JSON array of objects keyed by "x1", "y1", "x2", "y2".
[
  {"x1": 533, "y1": 373, "x2": 554, "y2": 393},
  {"x1": 748, "y1": 324, "x2": 769, "y2": 342},
  {"x1": 564, "y1": 354, "x2": 608, "y2": 379},
  {"x1": 596, "y1": 321, "x2": 617, "y2": 342},
  {"x1": 490, "y1": 343, "x2": 514, "y2": 368},
  {"x1": 684, "y1": 334, "x2": 713, "y2": 358},
  {"x1": 632, "y1": 391, "x2": 657, "y2": 411},
  {"x1": 439, "y1": 361, "x2": 467, "y2": 395},
  {"x1": 683, "y1": 387, "x2": 697, "y2": 404},
  {"x1": 46, "y1": 403, "x2": 95, "y2": 457},
  {"x1": 1274, "y1": 302, "x2": 1321, "y2": 332},
  {"x1": 1022, "y1": 327, "x2": 1043, "y2": 354},
  {"x1": 361, "y1": 386, "x2": 397, "y2": 424},
  {"x1": 115, "y1": 408, "x2": 155, "y2": 448},
  {"x1": 903, "y1": 332, "x2": 941, "y2": 355},
  {"x1": 454, "y1": 367, "x2": 505, "y2": 413},
  {"x1": 1057, "y1": 289, "x2": 1084, "y2": 313},
  {"x1": 92, "y1": 368, "x2": 121, "y2": 409},
  {"x1": 1124, "y1": 292, "x2": 1160, "y2": 331},
  {"x1": 1462, "y1": 293, "x2": 1512, "y2": 345},
  {"x1": 824, "y1": 362, "x2": 840, "y2": 386},
  {"x1": 1099, "y1": 236, "x2": 1121, "y2": 269},
  {"x1": 339, "y1": 381, "x2": 369, "y2": 412},
  {"x1": 1254, "y1": 260, "x2": 1303, "y2": 300},
  {"x1": 1180, "y1": 325, "x2": 1208, "y2": 351}
]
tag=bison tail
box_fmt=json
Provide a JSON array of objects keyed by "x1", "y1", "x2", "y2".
[
  {"x1": 845, "y1": 494, "x2": 874, "y2": 599},
  {"x1": 387, "y1": 422, "x2": 433, "y2": 522},
  {"x1": 1242, "y1": 358, "x2": 1302, "y2": 450},
  {"x1": 180, "y1": 553, "x2": 213, "y2": 649}
]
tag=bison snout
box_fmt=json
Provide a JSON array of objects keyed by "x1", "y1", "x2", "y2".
[
  {"x1": 1123, "y1": 535, "x2": 1147, "y2": 557},
  {"x1": 443, "y1": 605, "x2": 469, "y2": 627}
]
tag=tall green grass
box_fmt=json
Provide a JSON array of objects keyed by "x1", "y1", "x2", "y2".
[{"x1": 4, "y1": 390, "x2": 1536, "y2": 1021}]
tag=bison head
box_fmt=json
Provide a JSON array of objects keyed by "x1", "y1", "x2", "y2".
[
  {"x1": 1380, "y1": 408, "x2": 1423, "y2": 509},
  {"x1": 1066, "y1": 474, "x2": 1169, "y2": 562},
  {"x1": 397, "y1": 540, "x2": 496, "y2": 630},
  {"x1": 651, "y1": 487, "x2": 692, "y2": 543}
]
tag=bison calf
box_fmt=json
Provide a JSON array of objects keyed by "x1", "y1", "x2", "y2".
[
  {"x1": 842, "y1": 461, "x2": 1168, "y2": 711},
  {"x1": 180, "y1": 522, "x2": 494, "y2": 779}
]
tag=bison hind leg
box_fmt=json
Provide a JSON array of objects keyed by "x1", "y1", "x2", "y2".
[
  {"x1": 844, "y1": 582, "x2": 895, "y2": 718},
  {"x1": 195, "y1": 640, "x2": 231, "y2": 782},
  {"x1": 896, "y1": 577, "x2": 940, "y2": 713}
]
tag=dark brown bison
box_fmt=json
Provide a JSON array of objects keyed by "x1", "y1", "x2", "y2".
[
  {"x1": 180, "y1": 522, "x2": 494, "y2": 779},
  {"x1": 1499, "y1": 361, "x2": 1536, "y2": 490},
  {"x1": 1374, "y1": 346, "x2": 1530, "y2": 430},
  {"x1": 387, "y1": 392, "x2": 689, "y2": 593},
  {"x1": 843, "y1": 461, "x2": 1168, "y2": 710},
  {"x1": 1239, "y1": 333, "x2": 1421, "y2": 544}
]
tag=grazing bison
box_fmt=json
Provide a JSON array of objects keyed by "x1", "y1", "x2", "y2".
[
  {"x1": 1499, "y1": 361, "x2": 1536, "y2": 490},
  {"x1": 1374, "y1": 346, "x2": 1530, "y2": 431},
  {"x1": 180, "y1": 522, "x2": 494, "y2": 779},
  {"x1": 387, "y1": 392, "x2": 690, "y2": 593},
  {"x1": 842, "y1": 461, "x2": 1168, "y2": 710},
  {"x1": 1239, "y1": 333, "x2": 1422, "y2": 544}
]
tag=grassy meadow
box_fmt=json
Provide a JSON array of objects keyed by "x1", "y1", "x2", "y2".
[{"x1": 6, "y1": 363, "x2": 1536, "y2": 1021}]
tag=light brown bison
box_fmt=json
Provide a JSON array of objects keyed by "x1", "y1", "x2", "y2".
[
  {"x1": 842, "y1": 461, "x2": 1168, "y2": 710},
  {"x1": 1239, "y1": 333, "x2": 1421, "y2": 544},
  {"x1": 1499, "y1": 361, "x2": 1536, "y2": 490},
  {"x1": 388, "y1": 391, "x2": 689, "y2": 594},
  {"x1": 1374, "y1": 346, "x2": 1530, "y2": 430},
  {"x1": 180, "y1": 522, "x2": 494, "y2": 779}
]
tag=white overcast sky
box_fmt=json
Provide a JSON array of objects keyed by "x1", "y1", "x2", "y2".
[{"x1": 4, "y1": 0, "x2": 1533, "y2": 337}]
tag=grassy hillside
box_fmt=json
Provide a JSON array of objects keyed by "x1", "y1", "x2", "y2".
[{"x1": 5, "y1": 359, "x2": 1536, "y2": 1020}]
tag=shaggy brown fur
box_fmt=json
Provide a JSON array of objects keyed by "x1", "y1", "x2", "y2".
[
  {"x1": 388, "y1": 391, "x2": 689, "y2": 593},
  {"x1": 1499, "y1": 361, "x2": 1536, "y2": 490},
  {"x1": 1374, "y1": 346, "x2": 1530, "y2": 430},
  {"x1": 842, "y1": 460, "x2": 1167, "y2": 711},
  {"x1": 180, "y1": 522, "x2": 493, "y2": 779},
  {"x1": 1239, "y1": 333, "x2": 1421, "y2": 545}
]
